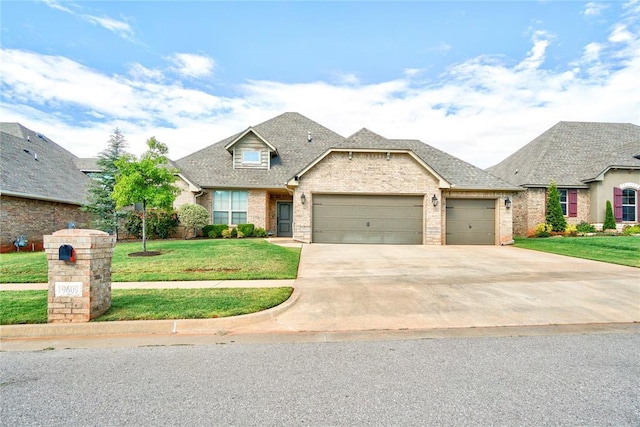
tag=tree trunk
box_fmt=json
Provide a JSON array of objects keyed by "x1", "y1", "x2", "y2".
[{"x1": 142, "y1": 200, "x2": 147, "y2": 253}]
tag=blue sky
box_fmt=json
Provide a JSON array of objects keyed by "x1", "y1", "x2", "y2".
[{"x1": 1, "y1": 1, "x2": 638, "y2": 168}]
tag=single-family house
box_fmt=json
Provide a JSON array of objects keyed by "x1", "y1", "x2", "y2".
[
  {"x1": 487, "y1": 121, "x2": 640, "y2": 235},
  {"x1": 0, "y1": 123, "x2": 92, "y2": 252},
  {"x1": 176, "y1": 112, "x2": 520, "y2": 245}
]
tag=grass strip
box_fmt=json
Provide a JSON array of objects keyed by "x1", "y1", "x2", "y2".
[
  {"x1": 514, "y1": 236, "x2": 640, "y2": 268},
  {"x1": 0, "y1": 239, "x2": 301, "y2": 283},
  {"x1": 0, "y1": 287, "x2": 293, "y2": 325}
]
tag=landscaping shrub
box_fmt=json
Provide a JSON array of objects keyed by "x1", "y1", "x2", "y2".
[
  {"x1": 565, "y1": 224, "x2": 577, "y2": 237},
  {"x1": 124, "y1": 209, "x2": 178, "y2": 239},
  {"x1": 237, "y1": 223, "x2": 255, "y2": 237},
  {"x1": 545, "y1": 181, "x2": 567, "y2": 233},
  {"x1": 253, "y1": 227, "x2": 268, "y2": 238},
  {"x1": 204, "y1": 224, "x2": 228, "y2": 238},
  {"x1": 603, "y1": 200, "x2": 617, "y2": 230},
  {"x1": 236, "y1": 230, "x2": 245, "y2": 238},
  {"x1": 221, "y1": 228, "x2": 237, "y2": 238},
  {"x1": 534, "y1": 223, "x2": 552, "y2": 238},
  {"x1": 622, "y1": 224, "x2": 640, "y2": 235},
  {"x1": 177, "y1": 204, "x2": 209, "y2": 238},
  {"x1": 576, "y1": 221, "x2": 596, "y2": 234}
]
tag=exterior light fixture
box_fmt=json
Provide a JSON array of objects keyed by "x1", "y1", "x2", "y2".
[
  {"x1": 348, "y1": 151, "x2": 353, "y2": 160},
  {"x1": 301, "y1": 193, "x2": 307, "y2": 205},
  {"x1": 432, "y1": 194, "x2": 438, "y2": 207},
  {"x1": 505, "y1": 197, "x2": 512, "y2": 209},
  {"x1": 386, "y1": 152, "x2": 391, "y2": 160}
]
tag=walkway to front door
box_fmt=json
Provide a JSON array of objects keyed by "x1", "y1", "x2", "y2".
[{"x1": 277, "y1": 202, "x2": 293, "y2": 237}]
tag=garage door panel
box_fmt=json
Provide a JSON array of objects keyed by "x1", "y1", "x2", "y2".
[
  {"x1": 446, "y1": 199, "x2": 496, "y2": 245},
  {"x1": 313, "y1": 195, "x2": 423, "y2": 244}
]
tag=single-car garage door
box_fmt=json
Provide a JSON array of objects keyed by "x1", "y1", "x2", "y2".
[
  {"x1": 313, "y1": 195, "x2": 423, "y2": 244},
  {"x1": 446, "y1": 199, "x2": 496, "y2": 245}
]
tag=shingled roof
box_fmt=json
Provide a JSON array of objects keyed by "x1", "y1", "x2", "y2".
[
  {"x1": 338, "y1": 128, "x2": 518, "y2": 190},
  {"x1": 176, "y1": 112, "x2": 345, "y2": 188},
  {"x1": 0, "y1": 123, "x2": 90, "y2": 205},
  {"x1": 486, "y1": 121, "x2": 640, "y2": 187},
  {"x1": 177, "y1": 113, "x2": 518, "y2": 191}
]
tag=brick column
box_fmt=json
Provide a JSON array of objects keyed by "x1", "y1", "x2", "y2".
[{"x1": 43, "y1": 229, "x2": 116, "y2": 323}]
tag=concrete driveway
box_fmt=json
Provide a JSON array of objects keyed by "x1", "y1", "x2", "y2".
[{"x1": 241, "y1": 244, "x2": 639, "y2": 333}]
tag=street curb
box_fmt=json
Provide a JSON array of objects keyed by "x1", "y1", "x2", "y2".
[{"x1": 0, "y1": 287, "x2": 301, "y2": 339}]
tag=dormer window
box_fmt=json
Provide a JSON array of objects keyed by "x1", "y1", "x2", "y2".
[{"x1": 242, "y1": 150, "x2": 261, "y2": 164}]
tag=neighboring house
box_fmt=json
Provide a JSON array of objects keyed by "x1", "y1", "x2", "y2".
[
  {"x1": 176, "y1": 112, "x2": 520, "y2": 245},
  {"x1": 487, "y1": 121, "x2": 640, "y2": 236},
  {"x1": 0, "y1": 123, "x2": 92, "y2": 252}
]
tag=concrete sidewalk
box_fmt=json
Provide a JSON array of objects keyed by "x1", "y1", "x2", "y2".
[{"x1": 0, "y1": 280, "x2": 294, "y2": 291}]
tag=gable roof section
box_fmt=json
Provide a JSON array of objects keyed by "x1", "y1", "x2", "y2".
[
  {"x1": 487, "y1": 121, "x2": 640, "y2": 187},
  {"x1": 325, "y1": 128, "x2": 518, "y2": 190},
  {"x1": 176, "y1": 112, "x2": 346, "y2": 188},
  {"x1": 224, "y1": 127, "x2": 278, "y2": 154},
  {"x1": 0, "y1": 123, "x2": 91, "y2": 205}
]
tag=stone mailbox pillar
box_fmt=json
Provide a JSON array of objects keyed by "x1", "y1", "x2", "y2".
[{"x1": 43, "y1": 229, "x2": 116, "y2": 323}]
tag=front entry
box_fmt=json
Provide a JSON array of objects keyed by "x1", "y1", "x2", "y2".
[{"x1": 277, "y1": 202, "x2": 293, "y2": 237}]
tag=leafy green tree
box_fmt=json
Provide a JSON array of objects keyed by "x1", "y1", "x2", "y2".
[
  {"x1": 82, "y1": 128, "x2": 128, "y2": 236},
  {"x1": 603, "y1": 200, "x2": 617, "y2": 230},
  {"x1": 177, "y1": 204, "x2": 210, "y2": 239},
  {"x1": 113, "y1": 137, "x2": 180, "y2": 252},
  {"x1": 545, "y1": 181, "x2": 567, "y2": 233}
]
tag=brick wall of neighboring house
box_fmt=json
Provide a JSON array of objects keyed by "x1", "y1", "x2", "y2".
[
  {"x1": 293, "y1": 151, "x2": 441, "y2": 244},
  {"x1": 443, "y1": 190, "x2": 514, "y2": 245},
  {"x1": 514, "y1": 188, "x2": 591, "y2": 236},
  {"x1": 1, "y1": 195, "x2": 91, "y2": 253}
]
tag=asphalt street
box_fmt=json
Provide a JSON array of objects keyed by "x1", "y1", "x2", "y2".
[{"x1": 2, "y1": 332, "x2": 639, "y2": 426}]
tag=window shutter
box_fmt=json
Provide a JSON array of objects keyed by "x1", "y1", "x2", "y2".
[
  {"x1": 568, "y1": 189, "x2": 578, "y2": 217},
  {"x1": 613, "y1": 187, "x2": 623, "y2": 222}
]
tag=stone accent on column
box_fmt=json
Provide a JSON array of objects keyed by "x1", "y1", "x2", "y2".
[{"x1": 43, "y1": 229, "x2": 116, "y2": 323}]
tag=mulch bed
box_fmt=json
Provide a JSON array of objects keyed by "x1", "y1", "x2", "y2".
[{"x1": 127, "y1": 251, "x2": 162, "y2": 257}]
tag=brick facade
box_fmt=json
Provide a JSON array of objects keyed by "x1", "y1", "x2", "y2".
[
  {"x1": 513, "y1": 188, "x2": 591, "y2": 236},
  {"x1": 1, "y1": 195, "x2": 91, "y2": 253},
  {"x1": 293, "y1": 151, "x2": 442, "y2": 244},
  {"x1": 44, "y1": 229, "x2": 115, "y2": 323}
]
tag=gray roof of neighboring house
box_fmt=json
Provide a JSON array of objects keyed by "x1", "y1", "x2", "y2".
[
  {"x1": 73, "y1": 157, "x2": 100, "y2": 173},
  {"x1": 486, "y1": 121, "x2": 640, "y2": 187},
  {"x1": 177, "y1": 113, "x2": 518, "y2": 191},
  {"x1": 176, "y1": 112, "x2": 346, "y2": 188},
  {"x1": 0, "y1": 123, "x2": 90, "y2": 205}
]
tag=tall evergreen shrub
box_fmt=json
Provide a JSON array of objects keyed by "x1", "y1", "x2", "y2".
[
  {"x1": 603, "y1": 200, "x2": 617, "y2": 230},
  {"x1": 545, "y1": 181, "x2": 567, "y2": 232}
]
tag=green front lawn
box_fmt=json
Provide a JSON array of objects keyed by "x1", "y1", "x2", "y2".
[
  {"x1": 0, "y1": 287, "x2": 294, "y2": 325},
  {"x1": 514, "y1": 236, "x2": 640, "y2": 268},
  {"x1": 0, "y1": 239, "x2": 300, "y2": 283}
]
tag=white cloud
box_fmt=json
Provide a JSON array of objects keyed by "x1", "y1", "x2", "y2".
[
  {"x1": 166, "y1": 53, "x2": 215, "y2": 79},
  {"x1": 583, "y1": 2, "x2": 609, "y2": 16},
  {"x1": 42, "y1": 0, "x2": 135, "y2": 41},
  {"x1": 1, "y1": 10, "x2": 639, "y2": 168}
]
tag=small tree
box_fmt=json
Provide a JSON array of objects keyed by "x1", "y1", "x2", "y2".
[
  {"x1": 177, "y1": 204, "x2": 209, "y2": 239},
  {"x1": 546, "y1": 181, "x2": 567, "y2": 233},
  {"x1": 603, "y1": 200, "x2": 617, "y2": 231},
  {"x1": 82, "y1": 128, "x2": 128, "y2": 236},
  {"x1": 112, "y1": 137, "x2": 180, "y2": 253}
]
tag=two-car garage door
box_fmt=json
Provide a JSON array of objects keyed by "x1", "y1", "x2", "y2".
[{"x1": 312, "y1": 195, "x2": 423, "y2": 244}]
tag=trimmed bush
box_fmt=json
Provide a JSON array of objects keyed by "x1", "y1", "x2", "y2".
[
  {"x1": 124, "y1": 209, "x2": 178, "y2": 239},
  {"x1": 622, "y1": 224, "x2": 640, "y2": 235},
  {"x1": 565, "y1": 224, "x2": 577, "y2": 236},
  {"x1": 534, "y1": 223, "x2": 552, "y2": 238},
  {"x1": 603, "y1": 200, "x2": 617, "y2": 230},
  {"x1": 204, "y1": 224, "x2": 227, "y2": 238},
  {"x1": 221, "y1": 228, "x2": 237, "y2": 238},
  {"x1": 177, "y1": 204, "x2": 209, "y2": 238},
  {"x1": 576, "y1": 221, "x2": 596, "y2": 234},
  {"x1": 253, "y1": 227, "x2": 268, "y2": 238},
  {"x1": 237, "y1": 223, "x2": 255, "y2": 237}
]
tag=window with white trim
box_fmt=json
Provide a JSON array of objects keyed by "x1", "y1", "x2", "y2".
[
  {"x1": 213, "y1": 190, "x2": 248, "y2": 225},
  {"x1": 559, "y1": 189, "x2": 568, "y2": 216},
  {"x1": 242, "y1": 150, "x2": 261, "y2": 164},
  {"x1": 622, "y1": 188, "x2": 637, "y2": 222}
]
